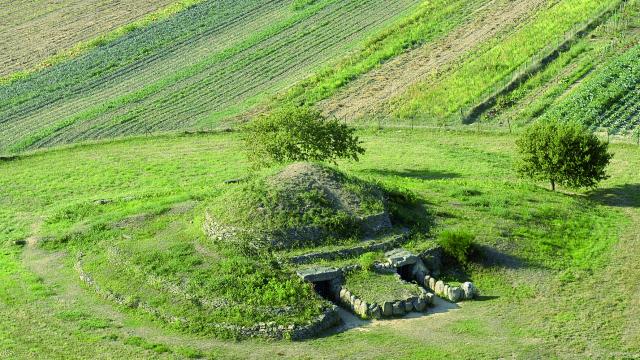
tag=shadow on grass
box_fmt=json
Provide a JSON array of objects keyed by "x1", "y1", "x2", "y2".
[
  {"x1": 474, "y1": 295, "x2": 500, "y2": 302},
  {"x1": 361, "y1": 168, "x2": 461, "y2": 181},
  {"x1": 588, "y1": 183, "x2": 640, "y2": 208},
  {"x1": 475, "y1": 245, "x2": 529, "y2": 270}
]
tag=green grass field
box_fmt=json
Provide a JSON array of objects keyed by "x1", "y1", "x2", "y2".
[
  {"x1": 1, "y1": 128, "x2": 638, "y2": 358},
  {"x1": 2, "y1": 0, "x2": 640, "y2": 358}
]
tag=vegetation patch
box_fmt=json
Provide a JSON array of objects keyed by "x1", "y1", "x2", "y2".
[
  {"x1": 344, "y1": 270, "x2": 422, "y2": 305},
  {"x1": 207, "y1": 162, "x2": 390, "y2": 251}
]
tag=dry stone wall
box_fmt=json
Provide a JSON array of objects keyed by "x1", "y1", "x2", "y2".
[{"x1": 75, "y1": 254, "x2": 339, "y2": 340}]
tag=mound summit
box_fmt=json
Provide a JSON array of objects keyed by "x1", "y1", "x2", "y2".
[{"x1": 205, "y1": 162, "x2": 394, "y2": 250}]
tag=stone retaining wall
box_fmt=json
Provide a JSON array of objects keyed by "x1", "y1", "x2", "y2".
[
  {"x1": 289, "y1": 230, "x2": 409, "y2": 265},
  {"x1": 420, "y1": 275, "x2": 478, "y2": 302},
  {"x1": 75, "y1": 254, "x2": 339, "y2": 340},
  {"x1": 331, "y1": 272, "x2": 435, "y2": 320}
]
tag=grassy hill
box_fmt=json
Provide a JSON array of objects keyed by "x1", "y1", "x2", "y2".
[
  {"x1": 2, "y1": 0, "x2": 640, "y2": 358},
  {"x1": 1, "y1": 129, "x2": 639, "y2": 357}
]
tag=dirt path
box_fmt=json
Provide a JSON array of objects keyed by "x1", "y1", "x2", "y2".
[{"x1": 319, "y1": 0, "x2": 549, "y2": 121}]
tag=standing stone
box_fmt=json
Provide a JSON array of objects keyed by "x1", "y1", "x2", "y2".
[
  {"x1": 448, "y1": 287, "x2": 464, "y2": 302},
  {"x1": 424, "y1": 275, "x2": 432, "y2": 288},
  {"x1": 411, "y1": 260, "x2": 428, "y2": 282},
  {"x1": 370, "y1": 304, "x2": 382, "y2": 319},
  {"x1": 340, "y1": 288, "x2": 348, "y2": 301},
  {"x1": 357, "y1": 301, "x2": 369, "y2": 318},
  {"x1": 443, "y1": 284, "x2": 450, "y2": 297},
  {"x1": 429, "y1": 277, "x2": 437, "y2": 291},
  {"x1": 382, "y1": 302, "x2": 393, "y2": 317},
  {"x1": 392, "y1": 301, "x2": 405, "y2": 316},
  {"x1": 435, "y1": 280, "x2": 445, "y2": 296},
  {"x1": 461, "y1": 282, "x2": 478, "y2": 300},
  {"x1": 425, "y1": 293, "x2": 435, "y2": 305},
  {"x1": 404, "y1": 299, "x2": 414, "y2": 313},
  {"x1": 414, "y1": 298, "x2": 426, "y2": 312}
]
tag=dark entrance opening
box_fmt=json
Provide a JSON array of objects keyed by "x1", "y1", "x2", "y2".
[
  {"x1": 397, "y1": 264, "x2": 415, "y2": 282},
  {"x1": 312, "y1": 280, "x2": 335, "y2": 301}
]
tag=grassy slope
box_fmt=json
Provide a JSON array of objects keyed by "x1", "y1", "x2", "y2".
[
  {"x1": 391, "y1": 0, "x2": 621, "y2": 123},
  {"x1": 0, "y1": 0, "x2": 178, "y2": 79},
  {"x1": 0, "y1": 0, "x2": 422, "y2": 153},
  {"x1": 2, "y1": 0, "x2": 634, "y2": 154},
  {"x1": 1, "y1": 129, "x2": 638, "y2": 358},
  {"x1": 484, "y1": 0, "x2": 640, "y2": 133}
]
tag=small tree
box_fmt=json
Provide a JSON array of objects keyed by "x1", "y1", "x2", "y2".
[
  {"x1": 633, "y1": 126, "x2": 640, "y2": 146},
  {"x1": 243, "y1": 105, "x2": 365, "y2": 167},
  {"x1": 516, "y1": 119, "x2": 612, "y2": 191}
]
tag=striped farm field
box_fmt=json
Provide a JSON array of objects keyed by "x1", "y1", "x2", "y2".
[
  {"x1": 546, "y1": 44, "x2": 640, "y2": 134},
  {"x1": 389, "y1": 0, "x2": 624, "y2": 124},
  {"x1": 0, "y1": 0, "x2": 181, "y2": 78},
  {"x1": 0, "y1": 0, "x2": 423, "y2": 153}
]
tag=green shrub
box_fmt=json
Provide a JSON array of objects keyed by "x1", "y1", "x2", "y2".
[
  {"x1": 358, "y1": 252, "x2": 382, "y2": 271},
  {"x1": 438, "y1": 230, "x2": 475, "y2": 265},
  {"x1": 243, "y1": 105, "x2": 365, "y2": 168}
]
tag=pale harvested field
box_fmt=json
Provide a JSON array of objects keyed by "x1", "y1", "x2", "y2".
[{"x1": 0, "y1": 0, "x2": 174, "y2": 77}]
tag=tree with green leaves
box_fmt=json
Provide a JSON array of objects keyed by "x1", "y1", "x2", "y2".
[
  {"x1": 243, "y1": 105, "x2": 365, "y2": 167},
  {"x1": 516, "y1": 119, "x2": 612, "y2": 191}
]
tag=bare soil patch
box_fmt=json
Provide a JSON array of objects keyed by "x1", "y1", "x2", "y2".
[{"x1": 0, "y1": 0, "x2": 174, "y2": 77}]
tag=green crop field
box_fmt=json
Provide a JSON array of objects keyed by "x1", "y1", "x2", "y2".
[
  {"x1": 2, "y1": 0, "x2": 638, "y2": 154},
  {"x1": 2, "y1": 0, "x2": 640, "y2": 358},
  {"x1": 0, "y1": 0, "x2": 424, "y2": 153}
]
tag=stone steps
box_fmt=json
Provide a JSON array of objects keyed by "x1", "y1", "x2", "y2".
[{"x1": 288, "y1": 228, "x2": 409, "y2": 265}]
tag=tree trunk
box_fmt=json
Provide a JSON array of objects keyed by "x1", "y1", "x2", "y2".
[{"x1": 551, "y1": 179, "x2": 556, "y2": 191}]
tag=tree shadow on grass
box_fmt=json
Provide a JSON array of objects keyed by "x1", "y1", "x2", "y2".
[
  {"x1": 361, "y1": 168, "x2": 462, "y2": 181},
  {"x1": 588, "y1": 183, "x2": 640, "y2": 208},
  {"x1": 474, "y1": 245, "x2": 532, "y2": 271}
]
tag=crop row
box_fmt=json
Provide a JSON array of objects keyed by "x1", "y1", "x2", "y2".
[
  {"x1": 544, "y1": 43, "x2": 640, "y2": 133},
  {"x1": 0, "y1": 0, "x2": 177, "y2": 78},
  {"x1": 0, "y1": 0, "x2": 421, "y2": 152},
  {"x1": 0, "y1": 0, "x2": 287, "y2": 148},
  {"x1": 392, "y1": 0, "x2": 621, "y2": 123},
  {"x1": 600, "y1": 88, "x2": 640, "y2": 133},
  {"x1": 23, "y1": 0, "x2": 375, "y2": 148}
]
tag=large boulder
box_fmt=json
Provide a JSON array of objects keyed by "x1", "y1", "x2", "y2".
[
  {"x1": 369, "y1": 304, "x2": 382, "y2": 319},
  {"x1": 385, "y1": 249, "x2": 418, "y2": 267},
  {"x1": 447, "y1": 287, "x2": 464, "y2": 302},
  {"x1": 392, "y1": 301, "x2": 405, "y2": 316},
  {"x1": 382, "y1": 302, "x2": 393, "y2": 317},
  {"x1": 297, "y1": 267, "x2": 341, "y2": 282},
  {"x1": 462, "y1": 282, "x2": 478, "y2": 300}
]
